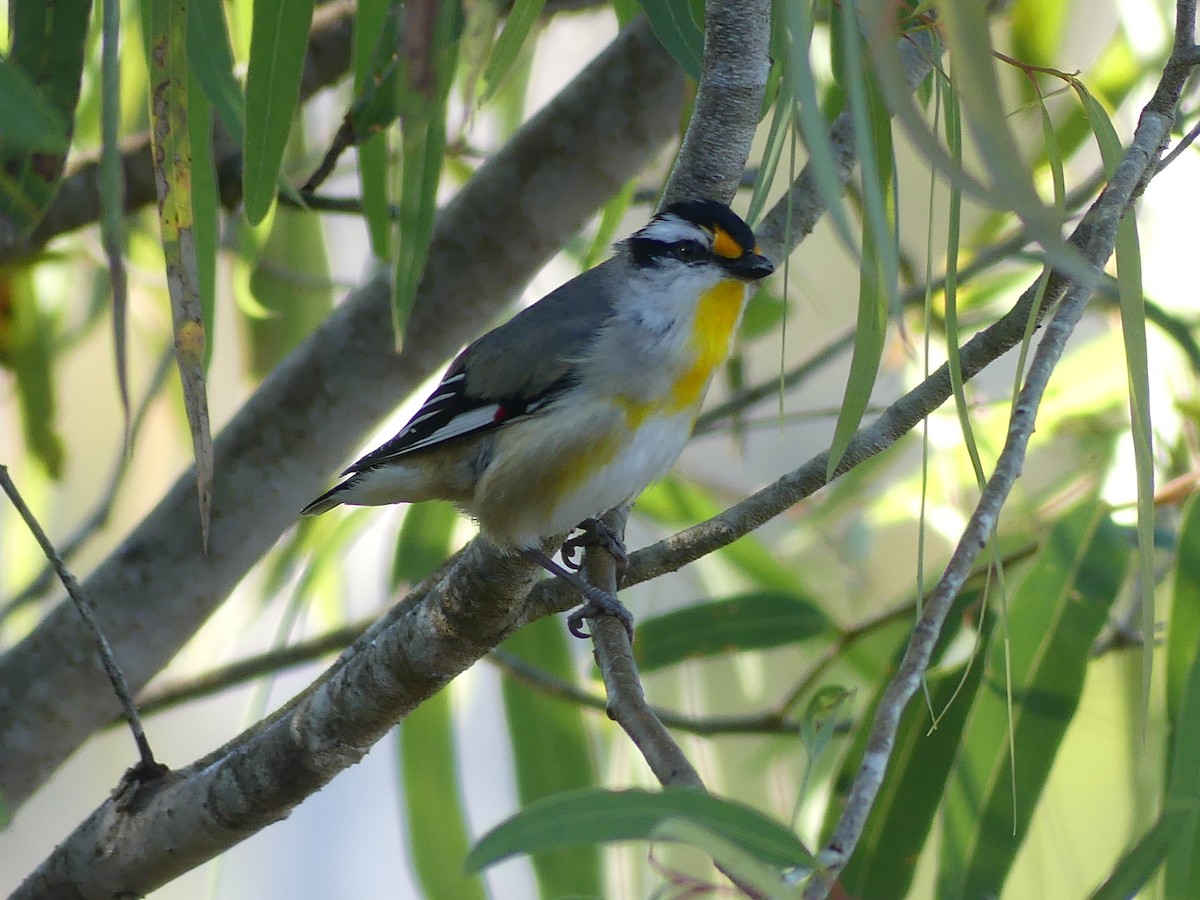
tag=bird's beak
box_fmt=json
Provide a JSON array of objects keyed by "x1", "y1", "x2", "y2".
[{"x1": 725, "y1": 251, "x2": 775, "y2": 281}]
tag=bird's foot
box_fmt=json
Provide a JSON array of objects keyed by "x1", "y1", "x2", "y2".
[
  {"x1": 523, "y1": 547, "x2": 635, "y2": 642},
  {"x1": 566, "y1": 590, "x2": 634, "y2": 641},
  {"x1": 561, "y1": 517, "x2": 629, "y2": 581}
]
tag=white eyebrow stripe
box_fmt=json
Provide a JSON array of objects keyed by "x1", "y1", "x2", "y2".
[{"x1": 635, "y1": 215, "x2": 710, "y2": 246}]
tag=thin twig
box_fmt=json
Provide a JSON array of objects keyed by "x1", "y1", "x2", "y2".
[
  {"x1": 133, "y1": 620, "x2": 373, "y2": 719},
  {"x1": 1157, "y1": 108, "x2": 1200, "y2": 169},
  {"x1": 0, "y1": 467, "x2": 161, "y2": 778}
]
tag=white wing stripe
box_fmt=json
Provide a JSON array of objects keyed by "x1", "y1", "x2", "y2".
[{"x1": 402, "y1": 404, "x2": 501, "y2": 452}]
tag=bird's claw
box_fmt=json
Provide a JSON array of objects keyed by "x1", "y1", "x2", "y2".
[
  {"x1": 561, "y1": 518, "x2": 629, "y2": 580},
  {"x1": 567, "y1": 593, "x2": 635, "y2": 642}
]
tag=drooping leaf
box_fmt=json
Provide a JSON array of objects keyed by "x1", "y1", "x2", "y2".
[
  {"x1": 0, "y1": 269, "x2": 64, "y2": 477},
  {"x1": 500, "y1": 617, "x2": 601, "y2": 898},
  {"x1": 99, "y1": 0, "x2": 130, "y2": 435},
  {"x1": 392, "y1": 0, "x2": 461, "y2": 342},
  {"x1": 635, "y1": 592, "x2": 832, "y2": 673},
  {"x1": 353, "y1": 0, "x2": 394, "y2": 259},
  {"x1": 467, "y1": 787, "x2": 813, "y2": 872},
  {"x1": 939, "y1": 502, "x2": 1129, "y2": 898},
  {"x1": 187, "y1": 68, "x2": 218, "y2": 371},
  {"x1": 1078, "y1": 81, "x2": 1157, "y2": 738},
  {"x1": 0, "y1": 0, "x2": 92, "y2": 234},
  {"x1": 242, "y1": 0, "x2": 316, "y2": 223},
  {"x1": 399, "y1": 688, "x2": 488, "y2": 900},
  {"x1": 147, "y1": 0, "x2": 213, "y2": 548},
  {"x1": 0, "y1": 59, "x2": 69, "y2": 153},
  {"x1": 187, "y1": 0, "x2": 247, "y2": 146},
  {"x1": 481, "y1": 0, "x2": 545, "y2": 101},
  {"x1": 637, "y1": 0, "x2": 705, "y2": 81},
  {"x1": 825, "y1": 5, "x2": 896, "y2": 477}
]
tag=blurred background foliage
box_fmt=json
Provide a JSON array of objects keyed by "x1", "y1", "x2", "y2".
[{"x1": 1, "y1": 0, "x2": 1199, "y2": 897}]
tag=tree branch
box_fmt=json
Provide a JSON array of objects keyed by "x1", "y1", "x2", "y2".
[
  {"x1": 660, "y1": 0, "x2": 772, "y2": 207},
  {"x1": 14, "y1": 540, "x2": 538, "y2": 898}
]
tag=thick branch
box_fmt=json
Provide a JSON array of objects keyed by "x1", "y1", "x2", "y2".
[
  {"x1": 14, "y1": 540, "x2": 537, "y2": 899},
  {"x1": 660, "y1": 0, "x2": 772, "y2": 207},
  {"x1": 0, "y1": 18, "x2": 686, "y2": 814}
]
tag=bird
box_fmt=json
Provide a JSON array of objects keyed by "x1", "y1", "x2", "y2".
[{"x1": 302, "y1": 198, "x2": 775, "y2": 638}]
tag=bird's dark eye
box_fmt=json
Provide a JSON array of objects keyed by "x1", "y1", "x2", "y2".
[{"x1": 671, "y1": 241, "x2": 704, "y2": 262}]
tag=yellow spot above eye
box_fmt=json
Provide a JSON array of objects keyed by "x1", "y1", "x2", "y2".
[{"x1": 711, "y1": 227, "x2": 744, "y2": 260}]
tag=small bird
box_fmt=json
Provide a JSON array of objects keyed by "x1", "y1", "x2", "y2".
[{"x1": 302, "y1": 199, "x2": 774, "y2": 637}]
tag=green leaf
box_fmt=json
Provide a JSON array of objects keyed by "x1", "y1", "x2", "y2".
[
  {"x1": 467, "y1": 787, "x2": 813, "y2": 872},
  {"x1": 1161, "y1": 633, "x2": 1200, "y2": 900},
  {"x1": 936, "y1": 0, "x2": 1057, "y2": 244},
  {"x1": 1165, "y1": 516, "x2": 1200, "y2": 896},
  {"x1": 392, "y1": 0, "x2": 460, "y2": 342},
  {"x1": 0, "y1": 268, "x2": 64, "y2": 477},
  {"x1": 635, "y1": 592, "x2": 832, "y2": 673},
  {"x1": 637, "y1": 0, "x2": 705, "y2": 81},
  {"x1": 777, "y1": 0, "x2": 856, "y2": 251},
  {"x1": 654, "y1": 819, "x2": 805, "y2": 897},
  {"x1": 1090, "y1": 806, "x2": 1189, "y2": 900},
  {"x1": 1168, "y1": 497, "x2": 1200, "y2": 725},
  {"x1": 481, "y1": 0, "x2": 546, "y2": 101},
  {"x1": 0, "y1": 0, "x2": 91, "y2": 234},
  {"x1": 391, "y1": 501, "x2": 460, "y2": 589},
  {"x1": 187, "y1": 0, "x2": 247, "y2": 146},
  {"x1": 399, "y1": 688, "x2": 488, "y2": 900},
  {"x1": 244, "y1": 131, "x2": 332, "y2": 376},
  {"x1": 501, "y1": 617, "x2": 601, "y2": 898},
  {"x1": 939, "y1": 502, "x2": 1129, "y2": 898},
  {"x1": 242, "y1": 0, "x2": 316, "y2": 223},
  {"x1": 0, "y1": 58, "x2": 69, "y2": 152},
  {"x1": 354, "y1": 0, "x2": 393, "y2": 259},
  {"x1": 838, "y1": 634, "x2": 988, "y2": 899},
  {"x1": 100, "y1": 0, "x2": 130, "y2": 430},
  {"x1": 1079, "y1": 82, "x2": 1157, "y2": 740},
  {"x1": 825, "y1": 5, "x2": 896, "y2": 477}
]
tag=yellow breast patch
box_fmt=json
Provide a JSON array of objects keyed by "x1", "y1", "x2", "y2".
[{"x1": 668, "y1": 279, "x2": 746, "y2": 411}]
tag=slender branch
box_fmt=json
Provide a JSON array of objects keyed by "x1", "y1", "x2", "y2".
[
  {"x1": 133, "y1": 620, "x2": 372, "y2": 718},
  {"x1": 1158, "y1": 108, "x2": 1200, "y2": 169},
  {"x1": 0, "y1": 468, "x2": 160, "y2": 778}
]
